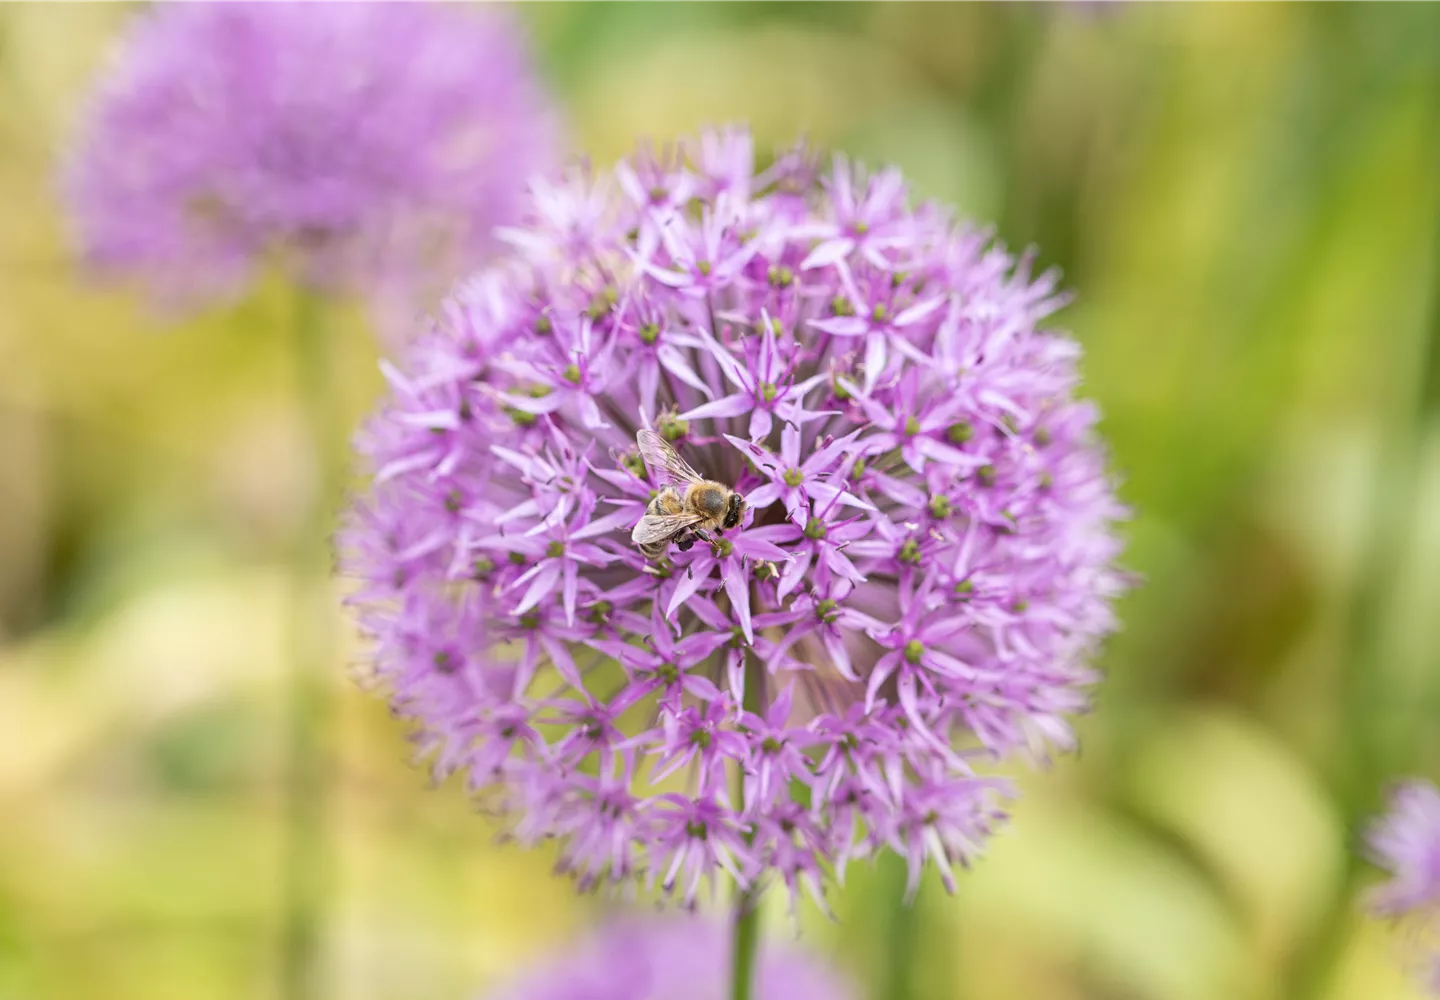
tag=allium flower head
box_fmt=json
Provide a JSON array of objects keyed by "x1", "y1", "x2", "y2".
[
  {"x1": 484, "y1": 917, "x2": 854, "y2": 1000},
  {"x1": 343, "y1": 128, "x2": 1128, "y2": 908},
  {"x1": 1365, "y1": 779, "x2": 1440, "y2": 991},
  {"x1": 64, "y1": 2, "x2": 556, "y2": 305},
  {"x1": 1368, "y1": 780, "x2": 1440, "y2": 915}
]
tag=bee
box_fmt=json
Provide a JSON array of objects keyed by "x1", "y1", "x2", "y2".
[{"x1": 630, "y1": 429, "x2": 747, "y2": 560}]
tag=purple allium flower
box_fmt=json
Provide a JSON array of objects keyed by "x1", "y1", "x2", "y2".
[
  {"x1": 483, "y1": 917, "x2": 855, "y2": 1000},
  {"x1": 342, "y1": 128, "x2": 1129, "y2": 909},
  {"x1": 1367, "y1": 781, "x2": 1440, "y2": 916},
  {"x1": 1365, "y1": 780, "x2": 1440, "y2": 991},
  {"x1": 63, "y1": 1, "x2": 556, "y2": 306}
]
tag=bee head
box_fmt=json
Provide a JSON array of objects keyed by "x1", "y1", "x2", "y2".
[{"x1": 722, "y1": 492, "x2": 746, "y2": 531}]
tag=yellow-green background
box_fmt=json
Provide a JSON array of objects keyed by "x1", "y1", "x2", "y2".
[{"x1": 1, "y1": 3, "x2": 1438, "y2": 999}]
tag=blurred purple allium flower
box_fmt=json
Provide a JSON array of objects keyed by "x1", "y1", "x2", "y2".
[
  {"x1": 63, "y1": 1, "x2": 556, "y2": 306},
  {"x1": 342, "y1": 128, "x2": 1128, "y2": 909},
  {"x1": 483, "y1": 917, "x2": 854, "y2": 1000},
  {"x1": 1365, "y1": 780, "x2": 1440, "y2": 990},
  {"x1": 1368, "y1": 780, "x2": 1440, "y2": 916}
]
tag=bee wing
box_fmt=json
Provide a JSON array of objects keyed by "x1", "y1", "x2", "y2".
[
  {"x1": 636, "y1": 428, "x2": 705, "y2": 486},
  {"x1": 631, "y1": 511, "x2": 704, "y2": 545}
]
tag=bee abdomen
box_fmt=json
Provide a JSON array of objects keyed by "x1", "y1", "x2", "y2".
[{"x1": 648, "y1": 486, "x2": 685, "y2": 517}]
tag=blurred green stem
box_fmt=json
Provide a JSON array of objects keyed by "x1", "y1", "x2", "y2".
[
  {"x1": 281, "y1": 288, "x2": 333, "y2": 1000},
  {"x1": 1292, "y1": 167, "x2": 1440, "y2": 999},
  {"x1": 730, "y1": 652, "x2": 766, "y2": 1000},
  {"x1": 881, "y1": 856, "x2": 920, "y2": 1000},
  {"x1": 730, "y1": 893, "x2": 761, "y2": 1000}
]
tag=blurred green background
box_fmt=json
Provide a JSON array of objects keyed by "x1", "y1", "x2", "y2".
[{"x1": 1, "y1": 3, "x2": 1438, "y2": 1000}]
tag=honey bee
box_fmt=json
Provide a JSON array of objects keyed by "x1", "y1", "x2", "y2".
[{"x1": 630, "y1": 429, "x2": 747, "y2": 560}]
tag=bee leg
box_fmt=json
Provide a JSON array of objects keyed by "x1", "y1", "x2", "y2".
[
  {"x1": 693, "y1": 528, "x2": 714, "y2": 543},
  {"x1": 676, "y1": 536, "x2": 695, "y2": 552}
]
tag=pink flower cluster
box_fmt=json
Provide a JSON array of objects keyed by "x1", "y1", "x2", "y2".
[
  {"x1": 1368, "y1": 780, "x2": 1440, "y2": 917},
  {"x1": 483, "y1": 917, "x2": 854, "y2": 1000},
  {"x1": 343, "y1": 129, "x2": 1127, "y2": 908},
  {"x1": 1366, "y1": 779, "x2": 1440, "y2": 992},
  {"x1": 64, "y1": 2, "x2": 555, "y2": 305}
]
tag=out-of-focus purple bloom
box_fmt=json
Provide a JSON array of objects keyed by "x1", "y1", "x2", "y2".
[
  {"x1": 483, "y1": 917, "x2": 855, "y2": 1000},
  {"x1": 1365, "y1": 780, "x2": 1440, "y2": 992},
  {"x1": 63, "y1": 2, "x2": 556, "y2": 307},
  {"x1": 1367, "y1": 781, "x2": 1440, "y2": 915},
  {"x1": 342, "y1": 128, "x2": 1128, "y2": 910}
]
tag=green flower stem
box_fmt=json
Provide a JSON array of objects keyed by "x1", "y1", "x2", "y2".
[
  {"x1": 730, "y1": 651, "x2": 767, "y2": 1000},
  {"x1": 730, "y1": 893, "x2": 761, "y2": 1000},
  {"x1": 882, "y1": 857, "x2": 920, "y2": 1000},
  {"x1": 281, "y1": 288, "x2": 335, "y2": 1000}
]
